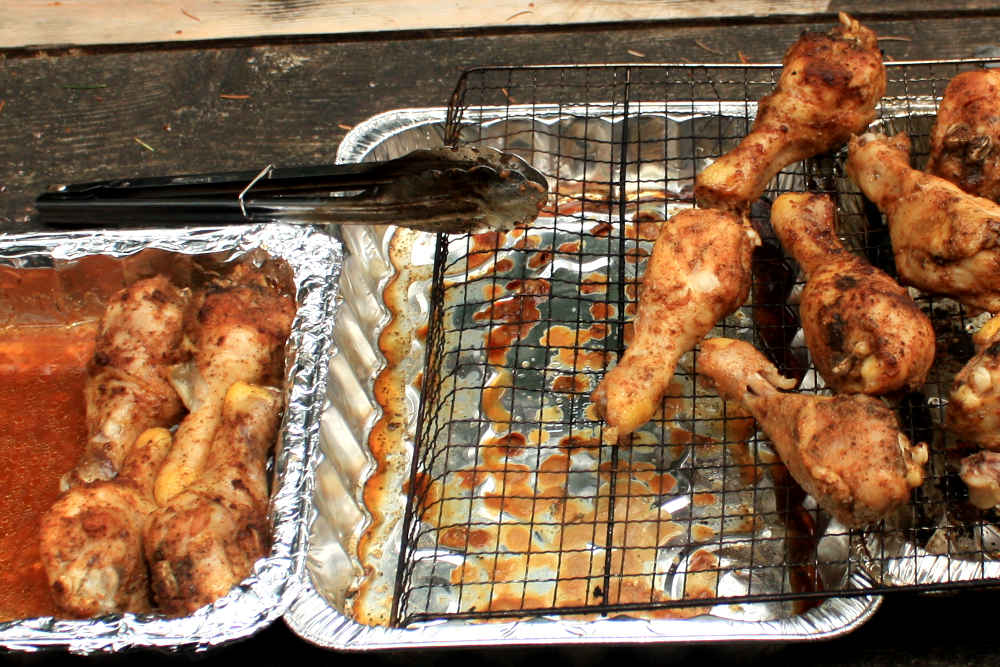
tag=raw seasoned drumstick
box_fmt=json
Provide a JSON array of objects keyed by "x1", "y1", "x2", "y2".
[
  {"x1": 145, "y1": 382, "x2": 283, "y2": 615},
  {"x1": 153, "y1": 281, "x2": 294, "y2": 505},
  {"x1": 695, "y1": 12, "x2": 886, "y2": 211},
  {"x1": 697, "y1": 337, "x2": 927, "y2": 528},
  {"x1": 927, "y1": 69, "x2": 1000, "y2": 203},
  {"x1": 63, "y1": 275, "x2": 190, "y2": 490},
  {"x1": 846, "y1": 131, "x2": 1000, "y2": 312},
  {"x1": 40, "y1": 428, "x2": 173, "y2": 617},
  {"x1": 770, "y1": 193, "x2": 934, "y2": 394},
  {"x1": 590, "y1": 208, "x2": 759, "y2": 439}
]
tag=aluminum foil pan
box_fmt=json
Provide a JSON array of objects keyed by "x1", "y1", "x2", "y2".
[
  {"x1": 284, "y1": 106, "x2": 883, "y2": 650},
  {"x1": 0, "y1": 223, "x2": 341, "y2": 653}
]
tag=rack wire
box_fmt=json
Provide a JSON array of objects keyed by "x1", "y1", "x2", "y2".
[{"x1": 392, "y1": 59, "x2": 1000, "y2": 627}]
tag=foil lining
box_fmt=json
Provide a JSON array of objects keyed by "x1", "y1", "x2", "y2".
[
  {"x1": 286, "y1": 105, "x2": 888, "y2": 650},
  {"x1": 0, "y1": 223, "x2": 342, "y2": 653}
]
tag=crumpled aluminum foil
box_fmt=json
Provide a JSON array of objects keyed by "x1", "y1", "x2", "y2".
[{"x1": 0, "y1": 223, "x2": 342, "y2": 653}]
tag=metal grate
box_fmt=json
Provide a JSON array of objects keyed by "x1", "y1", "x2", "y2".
[{"x1": 392, "y1": 59, "x2": 1000, "y2": 627}]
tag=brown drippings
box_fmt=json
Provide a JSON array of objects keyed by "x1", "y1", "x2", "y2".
[
  {"x1": 475, "y1": 295, "x2": 543, "y2": 366},
  {"x1": 542, "y1": 324, "x2": 591, "y2": 349},
  {"x1": 589, "y1": 302, "x2": 615, "y2": 320},
  {"x1": 625, "y1": 246, "x2": 651, "y2": 264},
  {"x1": 630, "y1": 211, "x2": 665, "y2": 240},
  {"x1": 481, "y1": 433, "x2": 528, "y2": 463},
  {"x1": 589, "y1": 221, "x2": 614, "y2": 237},
  {"x1": 494, "y1": 258, "x2": 515, "y2": 274},
  {"x1": 481, "y1": 370, "x2": 514, "y2": 432},
  {"x1": 504, "y1": 279, "x2": 551, "y2": 296},
  {"x1": 465, "y1": 231, "x2": 508, "y2": 271},
  {"x1": 579, "y1": 273, "x2": 609, "y2": 294},
  {"x1": 555, "y1": 346, "x2": 610, "y2": 372},
  {"x1": 527, "y1": 250, "x2": 554, "y2": 270},
  {"x1": 552, "y1": 374, "x2": 591, "y2": 394},
  {"x1": 557, "y1": 434, "x2": 601, "y2": 451}
]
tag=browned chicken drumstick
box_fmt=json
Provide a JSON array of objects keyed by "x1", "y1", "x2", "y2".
[
  {"x1": 927, "y1": 69, "x2": 1000, "y2": 203},
  {"x1": 695, "y1": 13, "x2": 886, "y2": 211},
  {"x1": 63, "y1": 275, "x2": 190, "y2": 490},
  {"x1": 40, "y1": 428, "x2": 172, "y2": 617},
  {"x1": 959, "y1": 451, "x2": 1000, "y2": 509},
  {"x1": 948, "y1": 314, "x2": 1000, "y2": 509},
  {"x1": 154, "y1": 280, "x2": 295, "y2": 505},
  {"x1": 590, "y1": 208, "x2": 760, "y2": 440},
  {"x1": 697, "y1": 338, "x2": 928, "y2": 528},
  {"x1": 949, "y1": 314, "x2": 1000, "y2": 449},
  {"x1": 770, "y1": 193, "x2": 935, "y2": 394},
  {"x1": 145, "y1": 382, "x2": 283, "y2": 615},
  {"x1": 846, "y1": 131, "x2": 1000, "y2": 312}
]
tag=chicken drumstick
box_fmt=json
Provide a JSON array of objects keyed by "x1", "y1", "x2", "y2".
[
  {"x1": 846, "y1": 131, "x2": 1000, "y2": 312},
  {"x1": 40, "y1": 428, "x2": 173, "y2": 617},
  {"x1": 145, "y1": 382, "x2": 283, "y2": 615},
  {"x1": 695, "y1": 13, "x2": 886, "y2": 211},
  {"x1": 153, "y1": 281, "x2": 295, "y2": 505},
  {"x1": 63, "y1": 275, "x2": 190, "y2": 490},
  {"x1": 770, "y1": 192, "x2": 935, "y2": 394},
  {"x1": 697, "y1": 338, "x2": 927, "y2": 528},
  {"x1": 590, "y1": 208, "x2": 759, "y2": 440},
  {"x1": 927, "y1": 69, "x2": 1000, "y2": 203}
]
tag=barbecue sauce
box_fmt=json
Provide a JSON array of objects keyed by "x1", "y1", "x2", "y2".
[{"x1": 0, "y1": 325, "x2": 94, "y2": 620}]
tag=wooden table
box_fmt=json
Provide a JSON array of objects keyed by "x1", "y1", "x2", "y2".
[{"x1": 2, "y1": 2, "x2": 999, "y2": 663}]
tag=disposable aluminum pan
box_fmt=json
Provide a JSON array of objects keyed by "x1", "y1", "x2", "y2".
[
  {"x1": 0, "y1": 223, "x2": 341, "y2": 653},
  {"x1": 284, "y1": 105, "x2": 885, "y2": 650}
]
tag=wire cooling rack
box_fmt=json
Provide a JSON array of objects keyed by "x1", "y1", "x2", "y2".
[{"x1": 391, "y1": 60, "x2": 1000, "y2": 627}]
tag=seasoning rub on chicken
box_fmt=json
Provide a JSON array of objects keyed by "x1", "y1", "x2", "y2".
[
  {"x1": 590, "y1": 208, "x2": 759, "y2": 440},
  {"x1": 153, "y1": 279, "x2": 295, "y2": 506},
  {"x1": 770, "y1": 192, "x2": 935, "y2": 394},
  {"x1": 697, "y1": 337, "x2": 928, "y2": 528},
  {"x1": 927, "y1": 69, "x2": 1000, "y2": 203},
  {"x1": 145, "y1": 382, "x2": 283, "y2": 615},
  {"x1": 695, "y1": 13, "x2": 886, "y2": 211},
  {"x1": 40, "y1": 428, "x2": 172, "y2": 617},
  {"x1": 846, "y1": 131, "x2": 1000, "y2": 312},
  {"x1": 62, "y1": 275, "x2": 190, "y2": 490}
]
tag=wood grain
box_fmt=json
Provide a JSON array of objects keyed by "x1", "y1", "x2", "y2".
[{"x1": 5, "y1": 0, "x2": 829, "y2": 49}]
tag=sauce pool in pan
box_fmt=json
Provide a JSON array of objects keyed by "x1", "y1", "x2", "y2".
[{"x1": 0, "y1": 324, "x2": 95, "y2": 620}]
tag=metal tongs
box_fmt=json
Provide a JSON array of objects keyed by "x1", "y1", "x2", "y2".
[{"x1": 35, "y1": 146, "x2": 549, "y2": 234}]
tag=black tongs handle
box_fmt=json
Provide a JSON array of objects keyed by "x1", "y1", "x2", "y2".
[
  {"x1": 37, "y1": 156, "x2": 471, "y2": 201},
  {"x1": 34, "y1": 147, "x2": 550, "y2": 234}
]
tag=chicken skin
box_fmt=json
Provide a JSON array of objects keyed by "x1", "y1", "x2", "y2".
[
  {"x1": 927, "y1": 69, "x2": 1000, "y2": 202},
  {"x1": 695, "y1": 13, "x2": 886, "y2": 211},
  {"x1": 770, "y1": 193, "x2": 935, "y2": 394},
  {"x1": 153, "y1": 282, "x2": 295, "y2": 505},
  {"x1": 590, "y1": 208, "x2": 760, "y2": 440},
  {"x1": 959, "y1": 450, "x2": 1000, "y2": 509},
  {"x1": 40, "y1": 428, "x2": 172, "y2": 617},
  {"x1": 145, "y1": 382, "x2": 283, "y2": 615},
  {"x1": 948, "y1": 313, "x2": 1000, "y2": 449},
  {"x1": 846, "y1": 131, "x2": 1000, "y2": 312},
  {"x1": 697, "y1": 338, "x2": 928, "y2": 528},
  {"x1": 63, "y1": 276, "x2": 190, "y2": 490}
]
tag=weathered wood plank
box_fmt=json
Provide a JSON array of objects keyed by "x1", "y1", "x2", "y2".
[
  {"x1": 0, "y1": 0, "x2": 901, "y2": 49},
  {"x1": 8, "y1": 0, "x2": 1000, "y2": 51}
]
